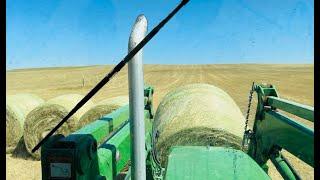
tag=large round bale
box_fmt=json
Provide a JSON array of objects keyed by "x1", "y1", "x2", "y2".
[
  {"x1": 24, "y1": 94, "x2": 94, "y2": 159},
  {"x1": 78, "y1": 96, "x2": 129, "y2": 127},
  {"x1": 6, "y1": 94, "x2": 44, "y2": 153},
  {"x1": 154, "y1": 83, "x2": 245, "y2": 166}
]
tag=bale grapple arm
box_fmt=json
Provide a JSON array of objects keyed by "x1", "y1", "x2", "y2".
[{"x1": 247, "y1": 84, "x2": 314, "y2": 180}]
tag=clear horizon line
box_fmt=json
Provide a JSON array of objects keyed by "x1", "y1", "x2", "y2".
[{"x1": 6, "y1": 62, "x2": 314, "y2": 71}]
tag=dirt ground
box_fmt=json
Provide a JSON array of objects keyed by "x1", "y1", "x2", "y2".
[{"x1": 6, "y1": 64, "x2": 314, "y2": 179}]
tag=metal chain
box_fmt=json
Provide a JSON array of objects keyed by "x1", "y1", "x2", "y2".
[
  {"x1": 244, "y1": 82, "x2": 255, "y2": 132},
  {"x1": 241, "y1": 82, "x2": 255, "y2": 150}
]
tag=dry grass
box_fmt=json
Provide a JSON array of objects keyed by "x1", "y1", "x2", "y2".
[{"x1": 6, "y1": 64, "x2": 314, "y2": 179}]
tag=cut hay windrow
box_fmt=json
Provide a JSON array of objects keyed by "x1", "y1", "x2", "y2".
[
  {"x1": 78, "y1": 96, "x2": 129, "y2": 127},
  {"x1": 24, "y1": 94, "x2": 94, "y2": 160},
  {"x1": 6, "y1": 94, "x2": 44, "y2": 153},
  {"x1": 153, "y1": 83, "x2": 245, "y2": 166}
]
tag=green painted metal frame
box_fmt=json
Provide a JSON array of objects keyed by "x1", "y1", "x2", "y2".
[
  {"x1": 97, "y1": 109, "x2": 153, "y2": 179},
  {"x1": 267, "y1": 96, "x2": 314, "y2": 122},
  {"x1": 87, "y1": 85, "x2": 154, "y2": 179},
  {"x1": 73, "y1": 105, "x2": 130, "y2": 144},
  {"x1": 248, "y1": 83, "x2": 314, "y2": 180}
]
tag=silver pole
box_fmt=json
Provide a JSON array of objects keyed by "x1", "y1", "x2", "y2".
[{"x1": 128, "y1": 15, "x2": 147, "y2": 180}]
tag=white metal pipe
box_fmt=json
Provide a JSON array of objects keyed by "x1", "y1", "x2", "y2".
[{"x1": 128, "y1": 14, "x2": 148, "y2": 180}]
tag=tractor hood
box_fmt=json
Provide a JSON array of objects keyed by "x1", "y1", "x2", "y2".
[{"x1": 165, "y1": 146, "x2": 270, "y2": 180}]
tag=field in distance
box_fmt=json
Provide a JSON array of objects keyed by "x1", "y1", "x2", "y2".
[{"x1": 6, "y1": 64, "x2": 314, "y2": 179}]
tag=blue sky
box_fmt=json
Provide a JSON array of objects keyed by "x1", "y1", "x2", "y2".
[{"x1": 6, "y1": 0, "x2": 314, "y2": 70}]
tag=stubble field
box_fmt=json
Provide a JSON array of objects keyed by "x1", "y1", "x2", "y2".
[{"x1": 6, "y1": 64, "x2": 314, "y2": 179}]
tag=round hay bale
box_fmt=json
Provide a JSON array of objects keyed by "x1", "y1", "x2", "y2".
[
  {"x1": 24, "y1": 94, "x2": 94, "y2": 159},
  {"x1": 78, "y1": 96, "x2": 129, "y2": 127},
  {"x1": 6, "y1": 94, "x2": 44, "y2": 153},
  {"x1": 154, "y1": 83, "x2": 245, "y2": 166}
]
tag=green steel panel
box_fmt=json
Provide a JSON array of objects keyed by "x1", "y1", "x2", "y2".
[
  {"x1": 104, "y1": 122, "x2": 131, "y2": 173},
  {"x1": 97, "y1": 110, "x2": 152, "y2": 179},
  {"x1": 98, "y1": 123, "x2": 130, "y2": 180},
  {"x1": 165, "y1": 146, "x2": 270, "y2": 180},
  {"x1": 256, "y1": 111, "x2": 314, "y2": 167},
  {"x1": 72, "y1": 105, "x2": 129, "y2": 143},
  {"x1": 97, "y1": 148, "x2": 113, "y2": 179},
  {"x1": 267, "y1": 96, "x2": 314, "y2": 122}
]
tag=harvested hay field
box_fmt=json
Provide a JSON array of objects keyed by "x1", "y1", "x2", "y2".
[
  {"x1": 6, "y1": 94, "x2": 44, "y2": 153},
  {"x1": 6, "y1": 64, "x2": 314, "y2": 179},
  {"x1": 23, "y1": 94, "x2": 94, "y2": 160}
]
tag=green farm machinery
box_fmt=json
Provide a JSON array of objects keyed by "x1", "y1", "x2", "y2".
[
  {"x1": 34, "y1": 1, "x2": 314, "y2": 179},
  {"x1": 39, "y1": 83, "x2": 314, "y2": 180}
]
